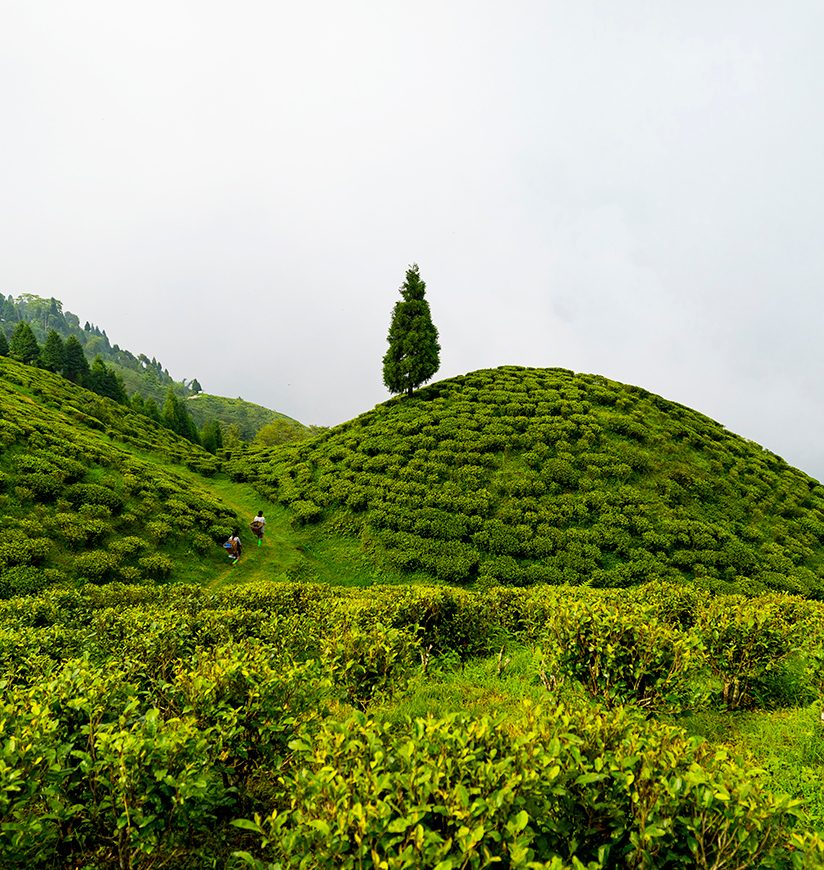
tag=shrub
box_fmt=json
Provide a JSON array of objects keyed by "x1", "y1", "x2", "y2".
[
  {"x1": 234, "y1": 703, "x2": 802, "y2": 869},
  {"x1": 547, "y1": 596, "x2": 709, "y2": 712},
  {"x1": 291, "y1": 500, "x2": 322, "y2": 526},
  {"x1": 138, "y1": 553, "x2": 174, "y2": 580},
  {"x1": 64, "y1": 482, "x2": 123, "y2": 511},
  {"x1": 696, "y1": 594, "x2": 807, "y2": 710},
  {"x1": 73, "y1": 551, "x2": 121, "y2": 583}
]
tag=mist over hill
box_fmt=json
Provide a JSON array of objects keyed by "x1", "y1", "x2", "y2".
[
  {"x1": 0, "y1": 292, "x2": 297, "y2": 440},
  {"x1": 228, "y1": 365, "x2": 824, "y2": 597}
]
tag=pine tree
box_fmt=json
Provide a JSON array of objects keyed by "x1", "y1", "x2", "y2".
[
  {"x1": 200, "y1": 419, "x2": 223, "y2": 453},
  {"x1": 9, "y1": 321, "x2": 40, "y2": 364},
  {"x1": 143, "y1": 398, "x2": 161, "y2": 422},
  {"x1": 63, "y1": 335, "x2": 91, "y2": 384},
  {"x1": 87, "y1": 357, "x2": 127, "y2": 403},
  {"x1": 162, "y1": 388, "x2": 200, "y2": 443},
  {"x1": 40, "y1": 329, "x2": 65, "y2": 372},
  {"x1": 382, "y1": 264, "x2": 440, "y2": 396},
  {"x1": 0, "y1": 330, "x2": 8, "y2": 356},
  {"x1": 190, "y1": 378, "x2": 203, "y2": 394}
]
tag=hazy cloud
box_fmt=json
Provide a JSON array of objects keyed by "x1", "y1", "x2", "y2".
[{"x1": 2, "y1": 1, "x2": 823, "y2": 477}]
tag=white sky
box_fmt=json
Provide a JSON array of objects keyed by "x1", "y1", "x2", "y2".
[{"x1": 2, "y1": 1, "x2": 824, "y2": 478}]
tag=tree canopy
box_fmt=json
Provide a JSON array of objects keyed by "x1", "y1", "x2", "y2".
[
  {"x1": 382, "y1": 264, "x2": 440, "y2": 396},
  {"x1": 9, "y1": 322, "x2": 40, "y2": 364}
]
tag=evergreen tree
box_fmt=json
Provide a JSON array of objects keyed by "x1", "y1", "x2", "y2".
[
  {"x1": 382, "y1": 264, "x2": 440, "y2": 396},
  {"x1": 200, "y1": 419, "x2": 223, "y2": 454},
  {"x1": 63, "y1": 335, "x2": 91, "y2": 384},
  {"x1": 190, "y1": 378, "x2": 203, "y2": 394},
  {"x1": 143, "y1": 398, "x2": 161, "y2": 423},
  {"x1": 162, "y1": 388, "x2": 200, "y2": 443},
  {"x1": 88, "y1": 357, "x2": 128, "y2": 403},
  {"x1": 0, "y1": 330, "x2": 8, "y2": 356},
  {"x1": 9, "y1": 321, "x2": 40, "y2": 364},
  {"x1": 40, "y1": 329, "x2": 65, "y2": 372}
]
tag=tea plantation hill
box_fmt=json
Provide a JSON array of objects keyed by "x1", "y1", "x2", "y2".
[
  {"x1": 0, "y1": 355, "x2": 244, "y2": 595},
  {"x1": 227, "y1": 365, "x2": 824, "y2": 597},
  {"x1": 7, "y1": 354, "x2": 824, "y2": 866}
]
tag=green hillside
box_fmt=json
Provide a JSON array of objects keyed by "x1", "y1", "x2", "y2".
[
  {"x1": 0, "y1": 356, "x2": 242, "y2": 594},
  {"x1": 186, "y1": 392, "x2": 301, "y2": 440},
  {"x1": 227, "y1": 365, "x2": 824, "y2": 597},
  {"x1": 5, "y1": 356, "x2": 824, "y2": 866},
  {"x1": 1, "y1": 292, "x2": 297, "y2": 440}
]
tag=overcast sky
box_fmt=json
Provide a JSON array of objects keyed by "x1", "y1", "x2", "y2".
[{"x1": 3, "y1": 1, "x2": 824, "y2": 478}]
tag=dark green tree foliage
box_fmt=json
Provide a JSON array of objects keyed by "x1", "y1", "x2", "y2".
[
  {"x1": 190, "y1": 378, "x2": 202, "y2": 394},
  {"x1": 383, "y1": 264, "x2": 440, "y2": 396},
  {"x1": 62, "y1": 336, "x2": 90, "y2": 384},
  {"x1": 200, "y1": 419, "x2": 223, "y2": 454},
  {"x1": 9, "y1": 322, "x2": 40, "y2": 364},
  {"x1": 142, "y1": 397, "x2": 161, "y2": 423},
  {"x1": 40, "y1": 330, "x2": 65, "y2": 373},
  {"x1": 88, "y1": 357, "x2": 128, "y2": 404},
  {"x1": 162, "y1": 388, "x2": 200, "y2": 444},
  {"x1": 0, "y1": 330, "x2": 8, "y2": 356}
]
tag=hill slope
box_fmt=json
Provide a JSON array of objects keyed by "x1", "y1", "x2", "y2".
[
  {"x1": 0, "y1": 356, "x2": 241, "y2": 594},
  {"x1": 1, "y1": 292, "x2": 298, "y2": 439},
  {"x1": 185, "y1": 392, "x2": 301, "y2": 440},
  {"x1": 228, "y1": 365, "x2": 824, "y2": 596}
]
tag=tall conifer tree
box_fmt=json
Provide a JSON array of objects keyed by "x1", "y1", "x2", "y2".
[
  {"x1": 382, "y1": 264, "x2": 440, "y2": 396},
  {"x1": 0, "y1": 330, "x2": 8, "y2": 357},
  {"x1": 63, "y1": 335, "x2": 90, "y2": 384},
  {"x1": 40, "y1": 329, "x2": 65, "y2": 372},
  {"x1": 9, "y1": 322, "x2": 40, "y2": 364}
]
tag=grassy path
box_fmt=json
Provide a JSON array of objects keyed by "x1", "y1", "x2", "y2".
[
  {"x1": 118, "y1": 448, "x2": 311, "y2": 590},
  {"x1": 198, "y1": 476, "x2": 308, "y2": 590}
]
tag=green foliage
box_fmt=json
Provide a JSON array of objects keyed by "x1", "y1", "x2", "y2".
[
  {"x1": 228, "y1": 366, "x2": 824, "y2": 597},
  {"x1": 696, "y1": 594, "x2": 809, "y2": 710},
  {"x1": 200, "y1": 418, "x2": 223, "y2": 453},
  {"x1": 39, "y1": 329, "x2": 65, "y2": 372},
  {"x1": 0, "y1": 581, "x2": 823, "y2": 866},
  {"x1": 7, "y1": 293, "x2": 295, "y2": 441},
  {"x1": 383, "y1": 264, "x2": 441, "y2": 396},
  {"x1": 254, "y1": 417, "x2": 314, "y2": 446},
  {"x1": 186, "y1": 393, "x2": 304, "y2": 442},
  {"x1": 547, "y1": 595, "x2": 709, "y2": 712},
  {"x1": 8, "y1": 321, "x2": 39, "y2": 364},
  {"x1": 87, "y1": 355, "x2": 127, "y2": 403},
  {"x1": 236, "y1": 703, "x2": 801, "y2": 869},
  {"x1": 0, "y1": 356, "x2": 235, "y2": 592},
  {"x1": 162, "y1": 387, "x2": 200, "y2": 443},
  {"x1": 62, "y1": 334, "x2": 90, "y2": 383}
]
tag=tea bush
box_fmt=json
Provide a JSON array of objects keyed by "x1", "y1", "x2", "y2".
[
  {"x1": 0, "y1": 581, "x2": 822, "y2": 866},
  {"x1": 228, "y1": 366, "x2": 824, "y2": 597},
  {"x1": 0, "y1": 356, "x2": 239, "y2": 595},
  {"x1": 236, "y1": 702, "x2": 803, "y2": 869}
]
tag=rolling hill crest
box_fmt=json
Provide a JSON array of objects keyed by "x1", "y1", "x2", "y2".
[{"x1": 228, "y1": 365, "x2": 824, "y2": 596}]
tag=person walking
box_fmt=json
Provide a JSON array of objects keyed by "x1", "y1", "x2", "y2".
[
  {"x1": 225, "y1": 529, "x2": 242, "y2": 564},
  {"x1": 250, "y1": 511, "x2": 266, "y2": 546}
]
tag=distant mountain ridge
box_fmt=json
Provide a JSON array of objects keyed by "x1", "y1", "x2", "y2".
[{"x1": 0, "y1": 292, "x2": 300, "y2": 439}]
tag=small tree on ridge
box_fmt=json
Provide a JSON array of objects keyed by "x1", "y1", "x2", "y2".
[{"x1": 382, "y1": 264, "x2": 440, "y2": 396}]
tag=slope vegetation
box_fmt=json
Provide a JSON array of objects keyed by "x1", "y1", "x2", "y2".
[
  {"x1": 228, "y1": 366, "x2": 824, "y2": 596},
  {"x1": 0, "y1": 356, "x2": 240, "y2": 595},
  {"x1": 186, "y1": 392, "x2": 301, "y2": 440},
  {"x1": 2, "y1": 292, "x2": 299, "y2": 439}
]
